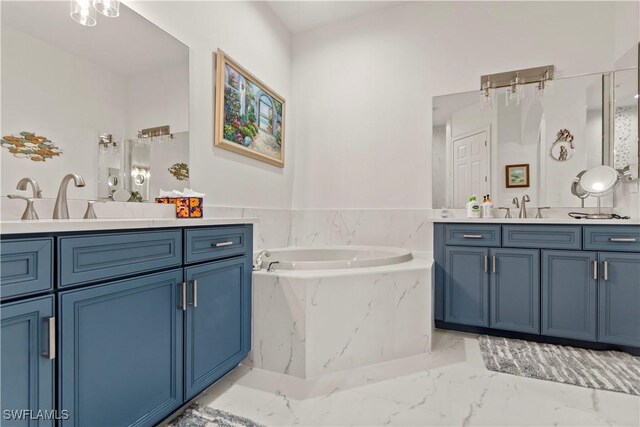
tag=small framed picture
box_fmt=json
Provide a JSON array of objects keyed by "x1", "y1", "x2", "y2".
[{"x1": 505, "y1": 164, "x2": 530, "y2": 188}]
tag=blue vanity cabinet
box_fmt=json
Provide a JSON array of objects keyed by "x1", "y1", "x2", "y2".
[
  {"x1": 1, "y1": 238, "x2": 53, "y2": 300},
  {"x1": 59, "y1": 270, "x2": 184, "y2": 427},
  {"x1": 1, "y1": 296, "x2": 55, "y2": 427},
  {"x1": 184, "y1": 256, "x2": 252, "y2": 400},
  {"x1": 598, "y1": 252, "x2": 640, "y2": 347},
  {"x1": 489, "y1": 248, "x2": 540, "y2": 334},
  {"x1": 444, "y1": 246, "x2": 490, "y2": 327},
  {"x1": 541, "y1": 251, "x2": 597, "y2": 341}
]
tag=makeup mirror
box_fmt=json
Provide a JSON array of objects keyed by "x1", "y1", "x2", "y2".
[{"x1": 572, "y1": 165, "x2": 621, "y2": 219}]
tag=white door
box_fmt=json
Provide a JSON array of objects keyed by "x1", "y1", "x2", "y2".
[{"x1": 452, "y1": 131, "x2": 489, "y2": 208}]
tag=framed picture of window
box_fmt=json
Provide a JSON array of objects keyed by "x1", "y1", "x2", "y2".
[
  {"x1": 505, "y1": 163, "x2": 530, "y2": 188},
  {"x1": 214, "y1": 49, "x2": 286, "y2": 168}
]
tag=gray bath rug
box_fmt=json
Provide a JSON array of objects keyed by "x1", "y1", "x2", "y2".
[
  {"x1": 169, "y1": 403, "x2": 264, "y2": 427},
  {"x1": 478, "y1": 335, "x2": 640, "y2": 395}
]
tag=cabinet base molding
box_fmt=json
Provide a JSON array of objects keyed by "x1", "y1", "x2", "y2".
[{"x1": 435, "y1": 321, "x2": 640, "y2": 356}]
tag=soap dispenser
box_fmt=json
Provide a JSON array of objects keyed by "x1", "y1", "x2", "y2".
[{"x1": 467, "y1": 195, "x2": 480, "y2": 218}]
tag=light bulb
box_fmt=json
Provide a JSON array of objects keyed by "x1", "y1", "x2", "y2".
[{"x1": 70, "y1": 0, "x2": 97, "y2": 26}]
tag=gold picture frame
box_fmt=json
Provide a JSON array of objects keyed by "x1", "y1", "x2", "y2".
[{"x1": 214, "y1": 49, "x2": 286, "y2": 168}]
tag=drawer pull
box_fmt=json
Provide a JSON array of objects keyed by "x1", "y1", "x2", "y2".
[
  {"x1": 213, "y1": 241, "x2": 234, "y2": 247},
  {"x1": 603, "y1": 261, "x2": 609, "y2": 281},
  {"x1": 181, "y1": 282, "x2": 187, "y2": 311},
  {"x1": 609, "y1": 237, "x2": 637, "y2": 243},
  {"x1": 592, "y1": 260, "x2": 598, "y2": 280},
  {"x1": 462, "y1": 234, "x2": 483, "y2": 239},
  {"x1": 43, "y1": 317, "x2": 55, "y2": 360}
]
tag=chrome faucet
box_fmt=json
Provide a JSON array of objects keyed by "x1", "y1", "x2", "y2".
[
  {"x1": 519, "y1": 194, "x2": 531, "y2": 218},
  {"x1": 16, "y1": 178, "x2": 43, "y2": 198},
  {"x1": 267, "y1": 261, "x2": 280, "y2": 272},
  {"x1": 53, "y1": 174, "x2": 86, "y2": 219},
  {"x1": 253, "y1": 250, "x2": 271, "y2": 271}
]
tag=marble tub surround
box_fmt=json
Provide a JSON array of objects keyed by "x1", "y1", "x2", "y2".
[
  {"x1": 249, "y1": 258, "x2": 433, "y2": 378},
  {"x1": 191, "y1": 331, "x2": 639, "y2": 426},
  {"x1": 290, "y1": 209, "x2": 432, "y2": 252}
]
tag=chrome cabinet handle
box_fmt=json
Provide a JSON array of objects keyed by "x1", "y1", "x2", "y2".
[
  {"x1": 592, "y1": 260, "x2": 598, "y2": 280},
  {"x1": 462, "y1": 234, "x2": 483, "y2": 239},
  {"x1": 43, "y1": 317, "x2": 55, "y2": 360},
  {"x1": 609, "y1": 237, "x2": 637, "y2": 242},
  {"x1": 492, "y1": 256, "x2": 497, "y2": 274},
  {"x1": 181, "y1": 282, "x2": 187, "y2": 311},
  {"x1": 190, "y1": 280, "x2": 198, "y2": 308},
  {"x1": 603, "y1": 261, "x2": 608, "y2": 281},
  {"x1": 213, "y1": 241, "x2": 234, "y2": 247},
  {"x1": 484, "y1": 255, "x2": 488, "y2": 273}
]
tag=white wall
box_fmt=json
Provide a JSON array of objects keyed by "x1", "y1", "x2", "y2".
[
  {"x1": 127, "y1": 1, "x2": 293, "y2": 209},
  {"x1": 291, "y1": 1, "x2": 627, "y2": 209},
  {"x1": 125, "y1": 63, "x2": 189, "y2": 137},
  {"x1": 1, "y1": 25, "x2": 127, "y2": 199}
]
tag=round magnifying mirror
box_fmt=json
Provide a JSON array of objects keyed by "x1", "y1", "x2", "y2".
[
  {"x1": 112, "y1": 189, "x2": 131, "y2": 202},
  {"x1": 579, "y1": 165, "x2": 620, "y2": 196}
]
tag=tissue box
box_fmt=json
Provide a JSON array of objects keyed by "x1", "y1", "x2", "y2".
[{"x1": 155, "y1": 197, "x2": 203, "y2": 218}]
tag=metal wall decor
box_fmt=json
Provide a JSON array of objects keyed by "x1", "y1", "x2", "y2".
[
  {"x1": 168, "y1": 162, "x2": 189, "y2": 181},
  {"x1": 1, "y1": 132, "x2": 63, "y2": 161},
  {"x1": 550, "y1": 129, "x2": 575, "y2": 161}
]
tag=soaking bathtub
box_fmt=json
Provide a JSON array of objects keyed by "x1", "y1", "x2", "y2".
[{"x1": 250, "y1": 246, "x2": 433, "y2": 378}]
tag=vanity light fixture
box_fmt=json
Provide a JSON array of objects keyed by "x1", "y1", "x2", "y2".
[
  {"x1": 480, "y1": 65, "x2": 554, "y2": 108},
  {"x1": 70, "y1": 0, "x2": 97, "y2": 27}
]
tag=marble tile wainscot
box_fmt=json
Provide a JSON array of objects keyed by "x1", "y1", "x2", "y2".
[{"x1": 0, "y1": 219, "x2": 255, "y2": 427}]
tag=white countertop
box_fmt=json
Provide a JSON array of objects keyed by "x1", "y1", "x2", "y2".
[
  {"x1": 432, "y1": 217, "x2": 640, "y2": 225},
  {"x1": 0, "y1": 217, "x2": 258, "y2": 235}
]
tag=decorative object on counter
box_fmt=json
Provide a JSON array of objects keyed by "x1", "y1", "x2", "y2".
[
  {"x1": 111, "y1": 189, "x2": 131, "y2": 202},
  {"x1": 550, "y1": 128, "x2": 575, "y2": 161},
  {"x1": 168, "y1": 162, "x2": 189, "y2": 181},
  {"x1": 156, "y1": 188, "x2": 205, "y2": 218},
  {"x1": 83, "y1": 201, "x2": 97, "y2": 219},
  {"x1": 479, "y1": 335, "x2": 640, "y2": 396},
  {"x1": 481, "y1": 195, "x2": 494, "y2": 218},
  {"x1": 505, "y1": 163, "x2": 530, "y2": 188},
  {"x1": 168, "y1": 403, "x2": 264, "y2": 427},
  {"x1": 1, "y1": 132, "x2": 62, "y2": 162},
  {"x1": 214, "y1": 49, "x2": 286, "y2": 168},
  {"x1": 128, "y1": 191, "x2": 143, "y2": 203}
]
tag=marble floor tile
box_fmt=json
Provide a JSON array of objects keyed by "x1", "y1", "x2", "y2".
[{"x1": 194, "y1": 331, "x2": 640, "y2": 426}]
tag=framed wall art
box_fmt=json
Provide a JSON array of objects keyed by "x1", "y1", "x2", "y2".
[
  {"x1": 505, "y1": 163, "x2": 530, "y2": 188},
  {"x1": 214, "y1": 49, "x2": 286, "y2": 167}
]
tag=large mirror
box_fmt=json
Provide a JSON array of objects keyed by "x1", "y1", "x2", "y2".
[
  {"x1": 1, "y1": 1, "x2": 189, "y2": 202},
  {"x1": 432, "y1": 68, "x2": 638, "y2": 209}
]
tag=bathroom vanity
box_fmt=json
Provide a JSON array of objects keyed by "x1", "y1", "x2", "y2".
[
  {"x1": 0, "y1": 220, "x2": 253, "y2": 426},
  {"x1": 433, "y1": 221, "x2": 640, "y2": 354}
]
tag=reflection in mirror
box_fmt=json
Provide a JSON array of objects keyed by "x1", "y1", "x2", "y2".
[
  {"x1": 1, "y1": 1, "x2": 189, "y2": 202},
  {"x1": 432, "y1": 72, "x2": 623, "y2": 209},
  {"x1": 613, "y1": 68, "x2": 639, "y2": 179}
]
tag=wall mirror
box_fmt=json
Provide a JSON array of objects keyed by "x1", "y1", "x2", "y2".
[
  {"x1": 432, "y1": 66, "x2": 638, "y2": 210},
  {"x1": 1, "y1": 1, "x2": 189, "y2": 202}
]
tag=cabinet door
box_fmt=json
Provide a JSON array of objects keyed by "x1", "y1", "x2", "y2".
[
  {"x1": 444, "y1": 246, "x2": 489, "y2": 327},
  {"x1": 598, "y1": 252, "x2": 640, "y2": 347},
  {"x1": 541, "y1": 251, "x2": 597, "y2": 341},
  {"x1": 184, "y1": 257, "x2": 251, "y2": 399},
  {"x1": 59, "y1": 270, "x2": 184, "y2": 427},
  {"x1": 489, "y1": 248, "x2": 540, "y2": 334},
  {"x1": 1, "y1": 296, "x2": 54, "y2": 427}
]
